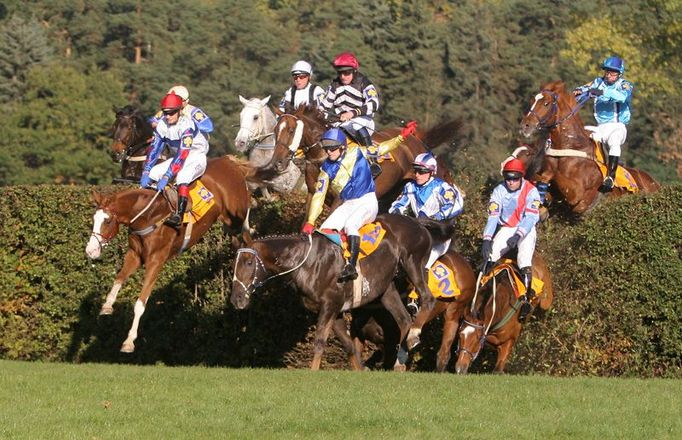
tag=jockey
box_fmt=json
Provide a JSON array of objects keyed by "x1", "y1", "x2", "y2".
[
  {"x1": 278, "y1": 60, "x2": 326, "y2": 112},
  {"x1": 149, "y1": 85, "x2": 214, "y2": 137},
  {"x1": 481, "y1": 158, "x2": 541, "y2": 321},
  {"x1": 389, "y1": 151, "x2": 464, "y2": 314},
  {"x1": 320, "y1": 52, "x2": 380, "y2": 148},
  {"x1": 140, "y1": 91, "x2": 210, "y2": 228},
  {"x1": 573, "y1": 56, "x2": 634, "y2": 192},
  {"x1": 301, "y1": 121, "x2": 418, "y2": 282}
]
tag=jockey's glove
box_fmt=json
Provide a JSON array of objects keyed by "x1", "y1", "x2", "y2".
[
  {"x1": 589, "y1": 88, "x2": 604, "y2": 97},
  {"x1": 156, "y1": 176, "x2": 170, "y2": 192},
  {"x1": 506, "y1": 234, "x2": 521, "y2": 249},
  {"x1": 401, "y1": 120, "x2": 418, "y2": 138},
  {"x1": 301, "y1": 222, "x2": 314, "y2": 235},
  {"x1": 481, "y1": 239, "x2": 492, "y2": 261},
  {"x1": 140, "y1": 172, "x2": 152, "y2": 189}
]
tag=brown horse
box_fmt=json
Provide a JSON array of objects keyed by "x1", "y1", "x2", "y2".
[
  {"x1": 85, "y1": 156, "x2": 252, "y2": 353},
  {"x1": 230, "y1": 214, "x2": 444, "y2": 371},
  {"x1": 266, "y1": 105, "x2": 461, "y2": 212},
  {"x1": 454, "y1": 253, "x2": 553, "y2": 374},
  {"x1": 519, "y1": 80, "x2": 659, "y2": 214},
  {"x1": 352, "y1": 249, "x2": 477, "y2": 372},
  {"x1": 110, "y1": 105, "x2": 156, "y2": 184}
]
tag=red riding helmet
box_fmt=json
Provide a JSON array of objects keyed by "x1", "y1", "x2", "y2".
[
  {"x1": 160, "y1": 92, "x2": 183, "y2": 110},
  {"x1": 333, "y1": 52, "x2": 360, "y2": 71},
  {"x1": 502, "y1": 158, "x2": 525, "y2": 175}
]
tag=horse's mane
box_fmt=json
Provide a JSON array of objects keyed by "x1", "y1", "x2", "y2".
[
  {"x1": 292, "y1": 104, "x2": 328, "y2": 128},
  {"x1": 539, "y1": 79, "x2": 567, "y2": 96}
]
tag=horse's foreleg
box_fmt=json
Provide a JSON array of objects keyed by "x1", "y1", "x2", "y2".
[
  {"x1": 120, "y1": 259, "x2": 165, "y2": 353},
  {"x1": 493, "y1": 338, "x2": 517, "y2": 374},
  {"x1": 310, "y1": 305, "x2": 337, "y2": 370},
  {"x1": 100, "y1": 250, "x2": 141, "y2": 315},
  {"x1": 331, "y1": 317, "x2": 364, "y2": 371},
  {"x1": 379, "y1": 284, "x2": 412, "y2": 372},
  {"x1": 436, "y1": 303, "x2": 462, "y2": 373},
  {"x1": 406, "y1": 294, "x2": 443, "y2": 350}
]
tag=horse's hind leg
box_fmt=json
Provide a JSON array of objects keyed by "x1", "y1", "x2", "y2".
[
  {"x1": 100, "y1": 250, "x2": 141, "y2": 315},
  {"x1": 120, "y1": 258, "x2": 165, "y2": 353},
  {"x1": 331, "y1": 317, "x2": 364, "y2": 371}
]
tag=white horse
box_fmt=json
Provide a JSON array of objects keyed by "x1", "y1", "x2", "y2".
[{"x1": 235, "y1": 95, "x2": 301, "y2": 199}]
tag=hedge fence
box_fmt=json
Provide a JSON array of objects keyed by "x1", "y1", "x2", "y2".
[{"x1": 0, "y1": 184, "x2": 680, "y2": 377}]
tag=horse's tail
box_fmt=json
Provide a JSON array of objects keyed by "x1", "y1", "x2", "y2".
[
  {"x1": 417, "y1": 118, "x2": 466, "y2": 150},
  {"x1": 417, "y1": 217, "x2": 456, "y2": 245},
  {"x1": 226, "y1": 154, "x2": 280, "y2": 185}
]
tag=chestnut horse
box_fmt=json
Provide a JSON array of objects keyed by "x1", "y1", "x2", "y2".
[
  {"x1": 518, "y1": 80, "x2": 659, "y2": 215},
  {"x1": 266, "y1": 105, "x2": 461, "y2": 211},
  {"x1": 230, "y1": 214, "x2": 446, "y2": 371},
  {"x1": 454, "y1": 253, "x2": 553, "y2": 374},
  {"x1": 110, "y1": 105, "x2": 156, "y2": 184},
  {"x1": 86, "y1": 156, "x2": 252, "y2": 353},
  {"x1": 352, "y1": 249, "x2": 477, "y2": 372}
]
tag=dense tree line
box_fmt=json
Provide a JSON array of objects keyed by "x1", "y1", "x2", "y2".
[{"x1": 1, "y1": 0, "x2": 680, "y2": 185}]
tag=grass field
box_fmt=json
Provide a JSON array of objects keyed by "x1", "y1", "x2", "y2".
[{"x1": 1, "y1": 360, "x2": 680, "y2": 439}]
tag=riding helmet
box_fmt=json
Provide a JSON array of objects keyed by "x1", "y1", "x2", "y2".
[
  {"x1": 321, "y1": 127, "x2": 347, "y2": 149},
  {"x1": 291, "y1": 60, "x2": 313, "y2": 76},
  {"x1": 333, "y1": 52, "x2": 359, "y2": 71},
  {"x1": 413, "y1": 152, "x2": 438, "y2": 174},
  {"x1": 160, "y1": 92, "x2": 183, "y2": 110},
  {"x1": 168, "y1": 85, "x2": 189, "y2": 101},
  {"x1": 601, "y1": 56, "x2": 625, "y2": 74}
]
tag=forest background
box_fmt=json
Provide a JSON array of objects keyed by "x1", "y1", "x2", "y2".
[{"x1": 1, "y1": 0, "x2": 681, "y2": 185}]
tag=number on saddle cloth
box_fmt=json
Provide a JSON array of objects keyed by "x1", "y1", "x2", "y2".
[{"x1": 315, "y1": 223, "x2": 386, "y2": 259}]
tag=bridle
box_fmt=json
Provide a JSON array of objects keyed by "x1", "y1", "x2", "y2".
[
  {"x1": 239, "y1": 102, "x2": 275, "y2": 151},
  {"x1": 113, "y1": 114, "x2": 150, "y2": 163},
  {"x1": 232, "y1": 234, "x2": 313, "y2": 300},
  {"x1": 526, "y1": 89, "x2": 589, "y2": 131},
  {"x1": 456, "y1": 319, "x2": 486, "y2": 362},
  {"x1": 275, "y1": 113, "x2": 323, "y2": 160}
]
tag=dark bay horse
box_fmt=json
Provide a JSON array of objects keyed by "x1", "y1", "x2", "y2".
[
  {"x1": 230, "y1": 214, "x2": 439, "y2": 371},
  {"x1": 454, "y1": 253, "x2": 554, "y2": 374},
  {"x1": 86, "y1": 156, "x2": 252, "y2": 353},
  {"x1": 266, "y1": 105, "x2": 461, "y2": 212},
  {"x1": 519, "y1": 80, "x2": 659, "y2": 214},
  {"x1": 110, "y1": 106, "x2": 156, "y2": 183}
]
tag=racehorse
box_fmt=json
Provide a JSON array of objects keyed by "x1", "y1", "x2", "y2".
[
  {"x1": 454, "y1": 253, "x2": 554, "y2": 374},
  {"x1": 86, "y1": 156, "x2": 252, "y2": 353},
  {"x1": 352, "y1": 249, "x2": 477, "y2": 372},
  {"x1": 110, "y1": 105, "x2": 156, "y2": 183},
  {"x1": 234, "y1": 96, "x2": 301, "y2": 198},
  {"x1": 265, "y1": 105, "x2": 461, "y2": 212},
  {"x1": 230, "y1": 214, "x2": 444, "y2": 371},
  {"x1": 519, "y1": 80, "x2": 659, "y2": 214}
]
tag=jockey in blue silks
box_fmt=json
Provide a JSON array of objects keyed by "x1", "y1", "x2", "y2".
[
  {"x1": 301, "y1": 122, "x2": 418, "y2": 282},
  {"x1": 573, "y1": 56, "x2": 634, "y2": 191},
  {"x1": 389, "y1": 151, "x2": 464, "y2": 313}
]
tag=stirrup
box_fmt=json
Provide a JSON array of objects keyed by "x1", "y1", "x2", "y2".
[
  {"x1": 406, "y1": 299, "x2": 420, "y2": 317},
  {"x1": 164, "y1": 213, "x2": 182, "y2": 229},
  {"x1": 599, "y1": 176, "x2": 614, "y2": 193},
  {"x1": 369, "y1": 161, "x2": 382, "y2": 178},
  {"x1": 338, "y1": 264, "x2": 358, "y2": 282},
  {"x1": 518, "y1": 301, "x2": 532, "y2": 322}
]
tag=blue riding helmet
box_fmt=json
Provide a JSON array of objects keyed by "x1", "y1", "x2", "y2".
[
  {"x1": 601, "y1": 56, "x2": 625, "y2": 74},
  {"x1": 321, "y1": 127, "x2": 347, "y2": 149}
]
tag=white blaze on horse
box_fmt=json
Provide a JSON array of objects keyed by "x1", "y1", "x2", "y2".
[{"x1": 235, "y1": 95, "x2": 301, "y2": 198}]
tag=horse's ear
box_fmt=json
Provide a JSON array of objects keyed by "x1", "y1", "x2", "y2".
[
  {"x1": 91, "y1": 190, "x2": 102, "y2": 207},
  {"x1": 261, "y1": 95, "x2": 271, "y2": 105},
  {"x1": 239, "y1": 95, "x2": 249, "y2": 105}
]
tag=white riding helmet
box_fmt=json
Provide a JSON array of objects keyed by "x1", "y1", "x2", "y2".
[
  {"x1": 167, "y1": 85, "x2": 189, "y2": 101},
  {"x1": 291, "y1": 60, "x2": 313, "y2": 76}
]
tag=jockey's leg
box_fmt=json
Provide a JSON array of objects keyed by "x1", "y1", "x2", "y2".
[
  {"x1": 339, "y1": 235, "x2": 360, "y2": 282},
  {"x1": 600, "y1": 123, "x2": 626, "y2": 192},
  {"x1": 165, "y1": 184, "x2": 188, "y2": 228},
  {"x1": 516, "y1": 229, "x2": 536, "y2": 321},
  {"x1": 408, "y1": 239, "x2": 452, "y2": 315}
]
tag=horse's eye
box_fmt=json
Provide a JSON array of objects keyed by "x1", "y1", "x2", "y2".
[
  {"x1": 253, "y1": 115, "x2": 259, "y2": 120},
  {"x1": 246, "y1": 259, "x2": 253, "y2": 266},
  {"x1": 543, "y1": 101, "x2": 549, "y2": 106}
]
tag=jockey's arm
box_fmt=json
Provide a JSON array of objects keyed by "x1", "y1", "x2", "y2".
[
  {"x1": 320, "y1": 85, "x2": 335, "y2": 113},
  {"x1": 162, "y1": 129, "x2": 193, "y2": 181},
  {"x1": 602, "y1": 82, "x2": 632, "y2": 103},
  {"x1": 357, "y1": 84, "x2": 380, "y2": 117},
  {"x1": 190, "y1": 107, "x2": 214, "y2": 134},
  {"x1": 515, "y1": 189, "x2": 542, "y2": 238},
  {"x1": 388, "y1": 184, "x2": 411, "y2": 215},
  {"x1": 142, "y1": 133, "x2": 165, "y2": 173},
  {"x1": 430, "y1": 185, "x2": 464, "y2": 221},
  {"x1": 375, "y1": 135, "x2": 406, "y2": 156},
  {"x1": 307, "y1": 170, "x2": 330, "y2": 225},
  {"x1": 482, "y1": 191, "x2": 502, "y2": 240}
]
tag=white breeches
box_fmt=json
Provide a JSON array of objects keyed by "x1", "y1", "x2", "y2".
[
  {"x1": 490, "y1": 226, "x2": 536, "y2": 269},
  {"x1": 336, "y1": 117, "x2": 376, "y2": 135},
  {"x1": 586, "y1": 122, "x2": 627, "y2": 156},
  {"x1": 427, "y1": 239, "x2": 451, "y2": 268},
  {"x1": 320, "y1": 192, "x2": 378, "y2": 236},
  {"x1": 149, "y1": 151, "x2": 207, "y2": 185}
]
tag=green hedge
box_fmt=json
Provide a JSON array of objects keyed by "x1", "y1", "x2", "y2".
[{"x1": 1, "y1": 184, "x2": 680, "y2": 376}]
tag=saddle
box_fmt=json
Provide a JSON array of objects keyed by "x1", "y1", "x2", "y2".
[
  {"x1": 317, "y1": 222, "x2": 386, "y2": 261},
  {"x1": 480, "y1": 259, "x2": 545, "y2": 300},
  {"x1": 591, "y1": 139, "x2": 639, "y2": 193}
]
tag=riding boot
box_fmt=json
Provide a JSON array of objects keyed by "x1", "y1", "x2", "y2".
[
  {"x1": 600, "y1": 155, "x2": 619, "y2": 192},
  {"x1": 338, "y1": 235, "x2": 360, "y2": 282},
  {"x1": 165, "y1": 195, "x2": 188, "y2": 229},
  {"x1": 518, "y1": 266, "x2": 534, "y2": 321}
]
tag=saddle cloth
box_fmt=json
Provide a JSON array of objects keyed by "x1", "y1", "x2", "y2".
[
  {"x1": 427, "y1": 259, "x2": 462, "y2": 299},
  {"x1": 592, "y1": 141, "x2": 639, "y2": 193},
  {"x1": 480, "y1": 259, "x2": 544, "y2": 299},
  {"x1": 181, "y1": 179, "x2": 216, "y2": 224},
  {"x1": 318, "y1": 222, "x2": 386, "y2": 261}
]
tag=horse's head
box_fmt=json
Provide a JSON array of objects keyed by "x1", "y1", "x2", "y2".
[
  {"x1": 86, "y1": 190, "x2": 121, "y2": 259},
  {"x1": 230, "y1": 246, "x2": 268, "y2": 310},
  {"x1": 235, "y1": 95, "x2": 273, "y2": 153},
  {"x1": 455, "y1": 317, "x2": 485, "y2": 374},
  {"x1": 111, "y1": 106, "x2": 140, "y2": 162},
  {"x1": 269, "y1": 105, "x2": 327, "y2": 173},
  {"x1": 520, "y1": 81, "x2": 580, "y2": 139}
]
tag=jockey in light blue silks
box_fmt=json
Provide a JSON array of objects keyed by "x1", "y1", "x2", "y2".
[
  {"x1": 301, "y1": 122, "x2": 418, "y2": 282},
  {"x1": 140, "y1": 91, "x2": 210, "y2": 228},
  {"x1": 573, "y1": 56, "x2": 634, "y2": 191},
  {"x1": 389, "y1": 151, "x2": 464, "y2": 313},
  {"x1": 149, "y1": 85, "x2": 214, "y2": 138},
  {"x1": 480, "y1": 158, "x2": 541, "y2": 321}
]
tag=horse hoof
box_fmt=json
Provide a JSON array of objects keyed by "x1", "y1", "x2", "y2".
[
  {"x1": 99, "y1": 306, "x2": 113, "y2": 316},
  {"x1": 407, "y1": 335, "x2": 421, "y2": 351},
  {"x1": 393, "y1": 364, "x2": 407, "y2": 373},
  {"x1": 120, "y1": 343, "x2": 135, "y2": 353}
]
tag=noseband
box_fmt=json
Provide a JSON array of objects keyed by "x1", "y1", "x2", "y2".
[
  {"x1": 276, "y1": 113, "x2": 321, "y2": 159},
  {"x1": 113, "y1": 115, "x2": 149, "y2": 162},
  {"x1": 456, "y1": 319, "x2": 487, "y2": 362},
  {"x1": 239, "y1": 103, "x2": 274, "y2": 151}
]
